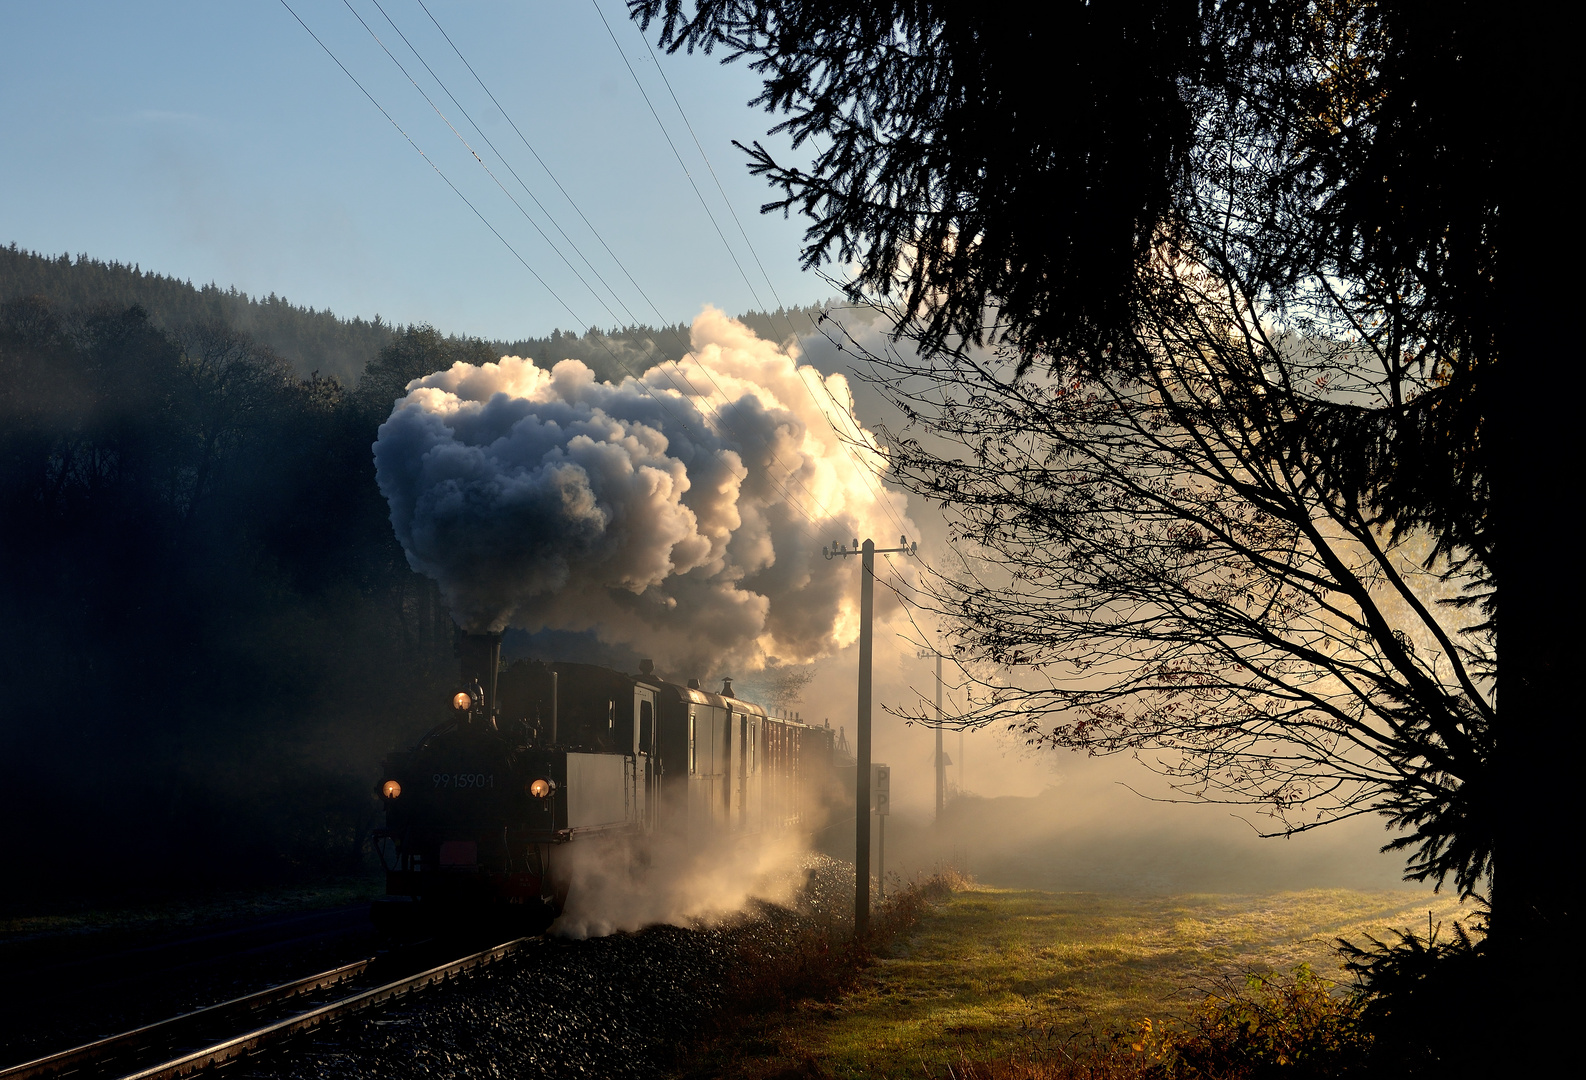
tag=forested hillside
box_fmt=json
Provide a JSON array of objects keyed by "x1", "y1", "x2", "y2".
[{"x1": 1, "y1": 245, "x2": 398, "y2": 384}]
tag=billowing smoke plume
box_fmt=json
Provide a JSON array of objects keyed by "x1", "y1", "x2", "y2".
[{"x1": 373, "y1": 307, "x2": 914, "y2": 672}]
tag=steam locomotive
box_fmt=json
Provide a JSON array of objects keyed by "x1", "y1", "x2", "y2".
[{"x1": 372, "y1": 632, "x2": 838, "y2": 932}]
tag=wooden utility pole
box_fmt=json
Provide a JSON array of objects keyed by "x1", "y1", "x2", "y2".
[{"x1": 826, "y1": 535, "x2": 916, "y2": 937}]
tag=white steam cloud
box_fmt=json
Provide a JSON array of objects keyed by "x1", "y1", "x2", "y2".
[
  {"x1": 548, "y1": 829, "x2": 811, "y2": 939},
  {"x1": 373, "y1": 307, "x2": 915, "y2": 673}
]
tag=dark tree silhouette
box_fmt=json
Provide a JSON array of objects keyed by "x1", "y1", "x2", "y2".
[
  {"x1": 636, "y1": 0, "x2": 1203, "y2": 361},
  {"x1": 633, "y1": 1, "x2": 1571, "y2": 1015}
]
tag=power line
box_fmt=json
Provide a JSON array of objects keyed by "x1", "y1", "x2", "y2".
[
  {"x1": 586, "y1": 0, "x2": 771, "y2": 317},
  {"x1": 380, "y1": 0, "x2": 864, "y2": 541},
  {"x1": 613, "y1": 6, "x2": 921, "y2": 549},
  {"x1": 345, "y1": 0, "x2": 630, "y2": 332},
  {"x1": 609, "y1": 5, "x2": 929, "y2": 600},
  {"x1": 282, "y1": 1, "x2": 824, "y2": 529},
  {"x1": 369, "y1": 0, "x2": 640, "y2": 327},
  {"x1": 278, "y1": 1, "x2": 574, "y2": 324},
  {"x1": 284, "y1": 0, "x2": 926, "y2": 656}
]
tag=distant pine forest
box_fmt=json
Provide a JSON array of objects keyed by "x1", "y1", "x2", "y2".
[
  {"x1": 1, "y1": 244, "x2": 829, "y2": 385},
  {"x1": 0, "y1": 242, "x2": 830, "y2": 895}
]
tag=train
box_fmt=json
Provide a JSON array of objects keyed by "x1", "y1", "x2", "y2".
[{"x1": 371, "y1": 632, "x2": 844, "y2": 933}]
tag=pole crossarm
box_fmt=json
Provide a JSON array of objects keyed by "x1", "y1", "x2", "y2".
[{"x1": 824, "y1": 535, "x2": 918, "y2": 560}]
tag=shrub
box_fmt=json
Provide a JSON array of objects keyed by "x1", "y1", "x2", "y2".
[{"x1": 1337, "y1": 907, "x2": 1489, "y2": 1075}]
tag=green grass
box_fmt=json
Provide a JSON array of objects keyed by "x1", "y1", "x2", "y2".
[{"x1": 694, "y1": 885, "x2": 1476, "y2": 1079}]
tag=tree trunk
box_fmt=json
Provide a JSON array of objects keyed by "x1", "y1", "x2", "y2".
[{"x1": 1501, "y1": 13, "x2": 1582, "y2": 1062}]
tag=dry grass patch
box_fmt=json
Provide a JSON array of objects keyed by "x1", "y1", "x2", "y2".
[{"x1": 687, "y1": 884, "x2": 1475, "y2": 1080}]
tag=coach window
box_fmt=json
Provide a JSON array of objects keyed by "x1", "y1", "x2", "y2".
[{"x1": 688, "y1": 711, "x2": 696, "y2": 774}]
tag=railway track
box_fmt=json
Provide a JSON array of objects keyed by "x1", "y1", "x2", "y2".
[{"x1": 1, "y1": 937, "x2": 534, "y2": 1080}]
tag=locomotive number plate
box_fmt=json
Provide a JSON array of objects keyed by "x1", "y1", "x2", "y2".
[{"x1": 432, "y1": 772, "x2": 494, "y2": 789}]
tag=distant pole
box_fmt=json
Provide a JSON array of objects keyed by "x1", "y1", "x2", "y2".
[
  {"x1": 879, "y1": 813, "x2": 886, "y2": 899},
  {"x1": 935, "y1": 652, "x2": 944, "y2": 822},
  {"x1": 857, "y1": 539, "x2": 874, "y2": 935},
  {"x1": 826, "y1": 534, "x2": 916, "y2": 939}
]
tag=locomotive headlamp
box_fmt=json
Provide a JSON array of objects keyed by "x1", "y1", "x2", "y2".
[
  {"x1": 382, "y1": 779, "x2": 402, "y2": 799},
  {"x1": 452, "y1": 691, "x2": 473, "y2": 711},
  {"x1": 528, "y1": 778, "x2": 554, "y2": 798}
]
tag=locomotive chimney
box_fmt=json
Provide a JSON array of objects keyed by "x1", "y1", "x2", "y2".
[
  {"x1": 458, "y1": 631, "x2": 503, "y2": 716},
  {"x1": 639, "y1": 659, "x2": 655, "y2": 677}
]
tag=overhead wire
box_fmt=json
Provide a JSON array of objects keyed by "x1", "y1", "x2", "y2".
[
  {"x1": 355, "y1": 0, "x2": 854, "y2": 537},
  {"x1": 382, "y1": 0, "x2": 867, "y2": 542},
  {"x1": 587, "y1": 0, "x2": 770, "y2": 316},
  {"x1": 277, "y1": 0, "x2": 578, "y2": 331},
  {"x1": 348, "y1": 0, "x2": 627, "y2": 330},
  {"x1": 412, "y1": 0, "x2": 704, "y2": 346},
  {"x1": 615, "y1": 7, "x2": 923, "y2": 549},
  {"x1": 283, "y1": 0, "x2": 832, "y2": 533},
  {"x1": 285, "y1": 0, "x2": 941, "y2": 673},
  {"x1": 608, "y1": 4, "x2": 935, "y2": 612}
]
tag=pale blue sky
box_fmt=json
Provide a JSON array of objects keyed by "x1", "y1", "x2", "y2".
[{"x1": 0, "y1": 1, "x2": 829, "y2": 340}]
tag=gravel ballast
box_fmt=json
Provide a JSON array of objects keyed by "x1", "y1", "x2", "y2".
[{"x1": 238, "y1": 855, "x2": 857, "y2": 1080}]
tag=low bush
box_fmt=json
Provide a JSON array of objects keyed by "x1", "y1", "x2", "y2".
[{"x1": 725, "y1": 870, "x2": 966, "y2": 1012}]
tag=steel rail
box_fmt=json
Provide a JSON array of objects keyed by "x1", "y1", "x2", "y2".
[
  {"x1": 0, "y1": 955, "x2": 375, "y2": 1080},
  {"x1": 1, "y1": 937, "x2": 529, "y2": 1080},
  {"x1": 115, "y1": 938, "x2": 530, "y2": 1080}
]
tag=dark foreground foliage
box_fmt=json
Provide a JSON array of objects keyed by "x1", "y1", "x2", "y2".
[{"x1": 1338, "y1": 909, "x2": 1490, "y2": 1076}]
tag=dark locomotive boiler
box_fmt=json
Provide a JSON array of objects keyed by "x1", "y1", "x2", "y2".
[{"x1": 372, "y1": 632, "x2": 838, "y2": 933}]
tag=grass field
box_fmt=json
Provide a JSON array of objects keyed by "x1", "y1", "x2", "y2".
[{"x1": 692, "y1": 884, "x2": 1477, "y2": 1079}]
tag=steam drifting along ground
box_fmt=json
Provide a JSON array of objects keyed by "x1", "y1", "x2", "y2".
[
  {"x1": 374, "y1": 307, "x2": 916, "y2": 675},
  {"x1": 551, "y1": 828, "x2": 813, "y2": 940}
]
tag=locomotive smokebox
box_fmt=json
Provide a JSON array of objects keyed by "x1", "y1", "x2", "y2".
[{"x1": 459, "y1": 631, "x2": 503, "y2": 716}]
